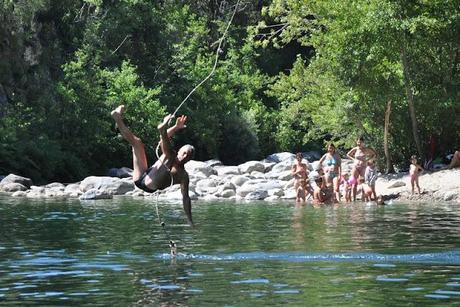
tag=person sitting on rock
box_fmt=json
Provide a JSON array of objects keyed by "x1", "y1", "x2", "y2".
[{"x1": 111, "y1": 105, "x2": 195, "y2": 225}]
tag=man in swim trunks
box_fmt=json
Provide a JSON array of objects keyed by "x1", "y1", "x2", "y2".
[
  {"x1": 111, "y1": 105, "x2": 194, "y2": 225},
  {"x1": 347, "y1": 136, "x2": 377, "y2": 201},
  {"x1": 319, "y1": 143, "x2": 342, "y2": 202}
]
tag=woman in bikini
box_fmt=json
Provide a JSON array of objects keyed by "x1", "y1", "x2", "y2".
[
  {"x1": 291, "y1": 152, "x2": 310, "y2": 203},
  {"x1": 319, "y1": 143, "x2": 342, "y2": 202},
  {"x1": 347, "y1": 136, "x2": 377, "y2": 201}
]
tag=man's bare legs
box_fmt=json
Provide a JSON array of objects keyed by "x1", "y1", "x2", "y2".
[{"x1": 111, "y1": 105, "x2": 148, "y2": 181}]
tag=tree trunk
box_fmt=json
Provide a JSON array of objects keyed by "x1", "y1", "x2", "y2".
[
  {"x1": 384, "y1": 99, "x2": 395, "y2": 173},
  {"x1": 400, "y1": 42, "x2": 423, "y2": 159}
]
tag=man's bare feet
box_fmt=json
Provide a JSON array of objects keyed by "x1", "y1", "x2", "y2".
[{"x1": 111, "y1": 105, "x2": 125, "y2": 121}]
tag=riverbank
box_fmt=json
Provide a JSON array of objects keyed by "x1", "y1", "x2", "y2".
[{"x1": 0, "y1": 152, "x2": 459, "y2": 203}]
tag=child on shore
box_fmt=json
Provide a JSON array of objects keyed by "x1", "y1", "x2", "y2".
[
  {"x1": 409, "y1": 155, "x2": 424, "y2": 194},
  {"x1": 340, "y1": 173, "x2": 352, "y2": 202},
  {"x1": 364, "y1": 160, "x2": 378, "y2": 201}
]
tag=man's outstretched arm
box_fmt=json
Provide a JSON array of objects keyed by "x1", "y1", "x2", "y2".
[
  {"x1": 181, "y1": 176, "x2": 193, "y2": 226},
  {"x1": 158, "y1": 114, "x2": 175, "y2": 159},
  {"x1": 167, "y1": 115, "x2": 187, "y2": 139}
]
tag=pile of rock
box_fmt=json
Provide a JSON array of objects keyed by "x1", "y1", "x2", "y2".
[{"x1": 1, "y1": 152, "x2": 459, "y2": 203}]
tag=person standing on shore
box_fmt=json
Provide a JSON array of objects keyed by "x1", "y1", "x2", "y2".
[
  {"x1": 448, "y1": 150, "x2": 460, "y2": 169},
  {"x1": 409, "y1": 155, "x2": 423, "y2": 195},
  {"x1": 291, "y1": 152, "x2": 310, "y2": 203},
  {"x1": 347, "y1": 137, "x2": 377, "y2": 201},
  {"x1": 319, "y1": 143, "x2": 342, "y2": 202},
  {"x1": 111, "y1": 105, "x2": 195, "y2": 225}
]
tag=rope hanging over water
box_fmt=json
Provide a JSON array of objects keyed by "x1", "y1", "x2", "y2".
[
  {"x1": 171, "y1": 0, "x2": 240, "y2": 117},
  {"x1": 153, "y1": 0, "x2": 241, "y2": 257}
]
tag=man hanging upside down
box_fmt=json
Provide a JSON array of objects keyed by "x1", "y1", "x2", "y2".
[{"x1": 111, "y1": 105, "x2": 195, "y2": 225}]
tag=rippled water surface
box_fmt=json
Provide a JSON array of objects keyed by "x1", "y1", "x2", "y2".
[{"x1": 1, "y1": 195, "x2": 460, "y2": 305}]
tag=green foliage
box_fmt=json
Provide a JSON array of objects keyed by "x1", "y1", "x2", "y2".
[{"x1": 0, "y1": 0, "x2": 458, "y2": 182}]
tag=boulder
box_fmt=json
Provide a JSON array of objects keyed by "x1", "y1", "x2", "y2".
[
  {"x1": 443, "y1": 191, "x2": 459, "y2": 201},
  {"x1": 250, "y1": 171, "x2": 266, "y2": 179},
  {"x1": 27, "y1": 188, "x2": 45, "y2": 198},
  {"x1": 1, "y1": 182, "x2": 27, "y2": 192},
  {"x1": 265, "y1": 195, "x2": 281, "y2": 201},
  {"x1": 163, "y1": 189, "x2": 198, "y2": 200},
  {"x1": 201, "y1": 194, "x2": 220, "y2": 201},
  {"x1": 230, "y1": 175, "x2": 250, "y2": 187},
  {"x1": 1, "y1": 174, "x2": 33, "y2": 188},
  {"x1": 262, "y1": 162, "x2": 276, "y2": 173},
  {"x1": 64, "y1": 183, "x2": 81, "y2": 195},
  {"x1": 12, "y1": 191, "x2": 27, "y2": 197},
  {"x1": 238, "y1": 161, "x2": 265, "y2": 174},
  {"x1": 45, "y1": 190, "x2": 67, "y2": 198},
  {"x1": 236, "y1": 179, "x2": 284, "y2": 197},
  {"x1": 79, "y1": 189, "x2": 113, "y2": 200},
  {"x1": 185, "y1": 160, "x2": 216, "y2": 177},
  {"x1": 302, "y1": 151, "x2": 321, "y2": 161},
  {"x1": 205, "y1": 159, "x2": 223, "y2": 168},
  {"x1": 245, "y1": 190, "x2": 268, "y2": 200},
  {"x1": 196, "y1": 178, "x2": 219, "y2": 192},
  {"x1": 281, "y1": 189, "x2": 297, "y2": 199},
  {"x1": 79, "y1": 176, "x2": 134, "y2": 195},
  {"x1": 220, "y1": 189, "x2": 236, "y2": 198},
  {"x1": 270, "y1": 160, "x2": 294, "y2": 174},
  {"x1": 277, "y1": 170, "x2": 293, "y2": 181},
  {"x1": 107, "y1": 167, "x2": 133, "y2": 178},
  {"x1": 215, "y1": 166, "x2": 240, "y2": 176},
  {"x1": 268, "y1": 188, "x2": 284, "y2": 197},
  {"x1": 45, "y1": 182, "x2": 65, "y2": 189},
  {"x1": 265, "y1": 152, "x2": 296, "y2": 163}
]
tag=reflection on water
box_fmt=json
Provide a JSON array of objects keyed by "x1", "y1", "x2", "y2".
[{"x1": 0, "y1": 195, "x2": 460, "y2": 305}]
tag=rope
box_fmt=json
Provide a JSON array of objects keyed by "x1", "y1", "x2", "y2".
[
  {"x1": 151, "y1": 1, "x2": 240, "y2": 257},
  {"x1": 171, "y1": 0, "x2": 240, "y2": 118},
  {"x1": 152, "y1": 191, "x2": 177, "y2": 256}
]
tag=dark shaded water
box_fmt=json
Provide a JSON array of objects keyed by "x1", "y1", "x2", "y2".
[{"x1": 1, "y1": 195, "x2": 460, "y2": 305}]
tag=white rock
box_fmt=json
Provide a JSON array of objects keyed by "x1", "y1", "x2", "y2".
[
  {"x1": 262, "y1": 162, "x2": 276, "y2": 173},
  {"x1": 444, "y1": 191, "x2": 458, "y2": 201},
  {"x1": 220, "y1": 189, "x2": 236, "y2": 198},
  {"x1": 205, "y1": 159, "x2": 223, "y2": 167},
  {"x1": 79, "y1": 189, "x2": 113, "y2": 200},
  {"x1": 64, "y1": 183, "x2": 81, "y2": 194},
  {"x1": 278, "y1": 170, "x2": 293, "y2": 181},
  {"x1": 185, "y1": 160, "x2": 216, "y2": 177},
  {"x1": 250, "y1": 171, "x2": 266, "y2": 179},
  {"x1": 238, "y1": 161, "x2": 265, "y2": 174},
  {"x1": 245, "y1": 190, "x2": 268, "y2": 200},
  {"x1": 196, "y1": 178, "x2": 219, "y2": 192},
  {"x1": 0, "y1": 182, "x2": 27, "y2": 192},
  {"x1": 270, "y1": 160, "x2": 294, "y2": 174},
  {"x1": 46, "y1": 182, "x2": 65, "y2": 189},
  {"x1": 215, "y1": 166, "x2": 240, "y2": 176},
  {"x1": 1, "y1": 174, "x2": 33, "y2": 188},
  {"x1": 79, "y1": 176, "x2": 134, "y2": 195},
  {"x1": 266, "y1": 152, "x2": 295, "y2": 163},
  {"x1": 231, "y1": 175, "x2": 250, "y2": 187},
  {"x1": 12, "y1": 191, "x2": 27, "y2": 197},
  {"x1": 201, "y1": 194, "x2": 220, "y2": 201},
  {"x1": 281, "y1": 189, "x2": 297, "y2": 199},
  {"x1": 268, "y1": 188, "x2": 284, "y2": 197}
]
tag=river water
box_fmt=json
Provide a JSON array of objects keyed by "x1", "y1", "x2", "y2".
[{"x1": 0, "y1": 195, "x2": 459, "y2": 305}]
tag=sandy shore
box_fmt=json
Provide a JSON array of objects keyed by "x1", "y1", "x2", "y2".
[{"x1": 376, "y1": 167, "x2": 460, "y2": 203}]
